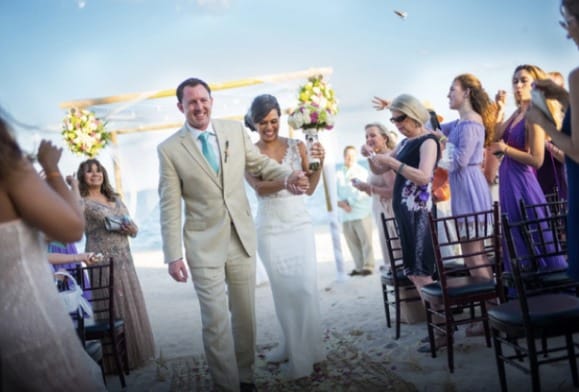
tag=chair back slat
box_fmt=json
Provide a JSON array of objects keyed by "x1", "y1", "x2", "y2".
[
  {"x1": 428, "y1": 202, "x2": 502, "y2": 294},
  {"x1": 381, "y1": 213, "x2": 404, "y2": 280},
  {"x1": 502, "y1": 201, "x2": 572, "y2": 311}
]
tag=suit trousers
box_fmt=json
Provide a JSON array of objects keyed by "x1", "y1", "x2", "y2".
[
  {"x1": 190, "y1": 229, "x2": 256, "y2": 392},
  {"x1": 343, "y1": 215, "x2": 375, "y2": 272}
]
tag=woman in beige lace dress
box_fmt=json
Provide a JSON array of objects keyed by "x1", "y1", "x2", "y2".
[
  {"x1": 0, "y1": 114, "x2": 105, "y2": 391},
  {"x1": 77, "y1": 159, "x2": 155, "y2": 371}
]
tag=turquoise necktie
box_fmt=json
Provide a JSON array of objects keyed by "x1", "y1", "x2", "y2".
[{"x1": 198, "y1": 132, "x2": 220, "y2": 173}]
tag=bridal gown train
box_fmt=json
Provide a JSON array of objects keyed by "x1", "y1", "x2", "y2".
[{"x1": 255, "y1": 138, "x2": 325, "y2": 379}]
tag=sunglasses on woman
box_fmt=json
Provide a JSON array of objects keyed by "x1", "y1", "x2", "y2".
[{"x1": 390, "y1": 114, "x2": 408, "y2": 124}]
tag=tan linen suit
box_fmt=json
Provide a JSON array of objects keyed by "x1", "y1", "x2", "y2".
[{"x1": 157, "y1": 119, "x2": 291, "y2": 391}]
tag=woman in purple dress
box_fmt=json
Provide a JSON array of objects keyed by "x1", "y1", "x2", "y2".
[
  {"x1": 439, "y1": 73, "x2": 495, "y2": 281},
  {"x1": 489, "y1": 64, "x2": 567, "y2": 278}
]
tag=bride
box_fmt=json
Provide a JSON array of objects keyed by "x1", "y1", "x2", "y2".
[{"x1": 244, "y1": 94, "x2": 326, "y2": 379}]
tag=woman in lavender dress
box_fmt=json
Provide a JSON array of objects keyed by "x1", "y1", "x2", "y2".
[
  {"x1": 489, "y1": 64, "x2": 567, "y2": 279},
  {"x1": 439, "y1": 74, "x2": 494, "y2": 281}
]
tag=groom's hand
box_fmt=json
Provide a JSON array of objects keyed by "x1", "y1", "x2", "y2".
[
  {"x1": 169, "y1": 258, "x2": 188, "y2": 283},
  {"x1": 286, "y1": 171, "x2": 309, "y2": 194}
]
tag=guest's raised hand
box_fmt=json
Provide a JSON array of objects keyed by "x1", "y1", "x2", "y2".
[
  {"x1": 495, "y1": 90, "x2": 507, "y2": 110},
  {"x1": 37, "y1": 139, "x2": 63, "y2": 174},
  {"x1": 372, "y1": 96, "x2": 390, "y2": 111},
  {"x1": 361, "y1": 143, "x2": 375, "y2": 158}
]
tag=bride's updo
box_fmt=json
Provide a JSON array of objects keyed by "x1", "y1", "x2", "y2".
[{"x1": 244, "y1": 94, "x2": 281, "y2": 132}]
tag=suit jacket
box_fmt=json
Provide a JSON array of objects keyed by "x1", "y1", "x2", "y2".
[{"x1": 157, "y1": 119, "x2": 291, "y2": 267}]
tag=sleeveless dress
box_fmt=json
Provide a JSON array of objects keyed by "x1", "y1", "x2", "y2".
[
  {"x1": 84, "y1": 198, "x2": 155, "y2": 370},
  {"x1": 0, "y1": 220, "x2": 106, "y2": 391},
  {"x1": 562, "y1": 109, "x2": 578, "y2": 280},
  {"x1": 392, "y1": 134, "x2": 439, "y2": 277},
  {"x1": 255, "y1": 138, "x2": 325, "y2": 379},
  {"x1": 441, "y1": 120, "x2": 492, "y2": 216},
  {"x1": 498, "y1": 119, "x2": 567, "y2": 273}
]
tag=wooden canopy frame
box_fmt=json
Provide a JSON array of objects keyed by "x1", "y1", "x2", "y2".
[{"x1": 59, "y1": 67, "x2": 333, "y2": 194}]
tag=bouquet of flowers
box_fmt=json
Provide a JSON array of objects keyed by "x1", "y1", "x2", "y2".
[
  {"x1": 287, "y1": 75, "x2": 338, "y2": 131},
  {"x1": 61, "y1": 108, "x2": 110, "y2": 158}
]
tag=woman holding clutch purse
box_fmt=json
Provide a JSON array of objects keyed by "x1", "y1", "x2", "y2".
[{"x1": 77, "y1": 158, "x2": 155, "y2": 371}]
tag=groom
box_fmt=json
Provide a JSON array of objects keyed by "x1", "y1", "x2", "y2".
[{"x1": 157, "y1": 77, "x2": 308, "y2": 392}]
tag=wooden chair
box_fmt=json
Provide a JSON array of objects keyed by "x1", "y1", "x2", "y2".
[
  {"x1": 379, "y1": 213, "x2": 422, "y2": 339},
  {"x1": 420, "y1": 201, "x2": 503, "y2": 373},
  {"x1": 61, "y1": 266, "x2": 106, "y2": 384},
  {"x1": 488, "y1": 212, "x2": 579, "y2": 392},
  {"x1": 78, "y1": 258, "x2": 129, "y2": 388}
]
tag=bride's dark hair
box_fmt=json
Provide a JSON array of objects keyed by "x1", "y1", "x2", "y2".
[
  {"x1": 244, "y1": 94, "x2": 281, "y2": 132},
  {"x1": 0, "y1": 113, "x2": 24, "y2": 181}
]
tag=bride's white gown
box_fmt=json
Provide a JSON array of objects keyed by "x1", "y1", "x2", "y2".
[{"x1": 255, "y1": 139, "x2": 325, "y2": 379}]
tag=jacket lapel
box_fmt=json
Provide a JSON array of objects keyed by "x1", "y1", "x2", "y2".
[{"x1": 179, "y1": 127, "x2": 222, "y2": 188}]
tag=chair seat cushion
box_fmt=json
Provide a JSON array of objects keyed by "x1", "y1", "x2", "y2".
[
  {"x1": 421, "y1": 276, "x2": 496, "y2": 298},
  {"x1": 488, "y1": 293, "x2": 579, "y2": 327},
  {"x1": 85, "y1": 340, "x2": 103, "y2": 362},
  {"x1": 86, "y1": 319, "x2": 125, "y2": 334}
]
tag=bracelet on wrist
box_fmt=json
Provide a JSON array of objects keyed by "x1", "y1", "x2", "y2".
[
  {"x1": 504, "y1": 146, "x2": 510, "y2": 155},
  {"x1": 45, "y1": 171, "x2": 62, "y2": 180},
  {"x1": 397, "y1": 163, "x2": 406, "y2": 175},
  {"x1": 439, "y1": 136, "x2": 447, "y2": 143}
]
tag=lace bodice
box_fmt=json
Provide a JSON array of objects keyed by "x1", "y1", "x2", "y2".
[{"x1": 258, "y1": 138, "x2": 303, "y2": 200}]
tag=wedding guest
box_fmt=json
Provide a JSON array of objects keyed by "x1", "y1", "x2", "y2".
[
  {"x1": 77, "y1": 158, "x2": 155, "y2": 371},
  {"x1": 0, "y1": 113, "x2": 106, "y2": 391},
  {"x1": 157, "y1": 77, "x2": 308, "y2": 392},
  {"x1": 352, "y1": 123, "x2": 397, "y2": 270},
  {"x1": 368, "y1": 94, "x2": 442, "y2": 346},
  {"x1": 526, "y1": 0, "x2": 579, "y2": 280},
  {"x1": 488, "y1": 64, "x2": 567, "y2": 280},
  {"x1": 336, "y1": 146, "x2": 375, "y2": 276},
  {"x1": 244, "y1": 94, "x2": 325, "y2": 379},
  {"x1": 438, "y1": 74, "x2": 495, "y2": 281}
]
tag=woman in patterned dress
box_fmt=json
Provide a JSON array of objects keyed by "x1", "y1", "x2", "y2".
[{"x1": 77, "y1": 159, "x2": 155, "y2": 371}]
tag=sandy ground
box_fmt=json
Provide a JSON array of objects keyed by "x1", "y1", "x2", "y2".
[{"x1": 105, "y1": 228, "x2": 577, "y2": 391}]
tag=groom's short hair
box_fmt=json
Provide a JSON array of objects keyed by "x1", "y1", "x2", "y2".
[{"x1": 176, "y1": 78, "x2": 212, "y2": 103}]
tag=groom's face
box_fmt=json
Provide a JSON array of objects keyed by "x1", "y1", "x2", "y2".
[{"x1": 179, "y1": 84, "x2": 213, "y2": 130}]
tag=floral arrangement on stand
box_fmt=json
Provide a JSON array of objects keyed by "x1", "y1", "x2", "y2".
[
  {"x1": 287, "y1": 75, "x2": 338, "y2": 170},
  {"x1": 61, "y1": 108, "x2": 110, "y2": 158}
]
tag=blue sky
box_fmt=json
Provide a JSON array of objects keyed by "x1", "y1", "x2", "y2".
[{"x1": 0, "y1": 0, "x2": 576, "y2": 192}]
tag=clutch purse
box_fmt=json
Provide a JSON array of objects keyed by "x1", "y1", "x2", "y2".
[{"x1": 104, "y1": 215, "x2": 125, "y2": 232}]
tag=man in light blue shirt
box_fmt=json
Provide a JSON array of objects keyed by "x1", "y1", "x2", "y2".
[{"x1": 336, "y1": 146, "x2": 375, "y2": 276}]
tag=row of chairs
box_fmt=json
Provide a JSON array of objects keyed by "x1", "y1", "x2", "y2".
[
  {"x1": 65, "y1": 258, "x2": 129, "y2": 388},
  {"x1": 379, "y1": 197, "x2": 578, "y2": 391}
]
